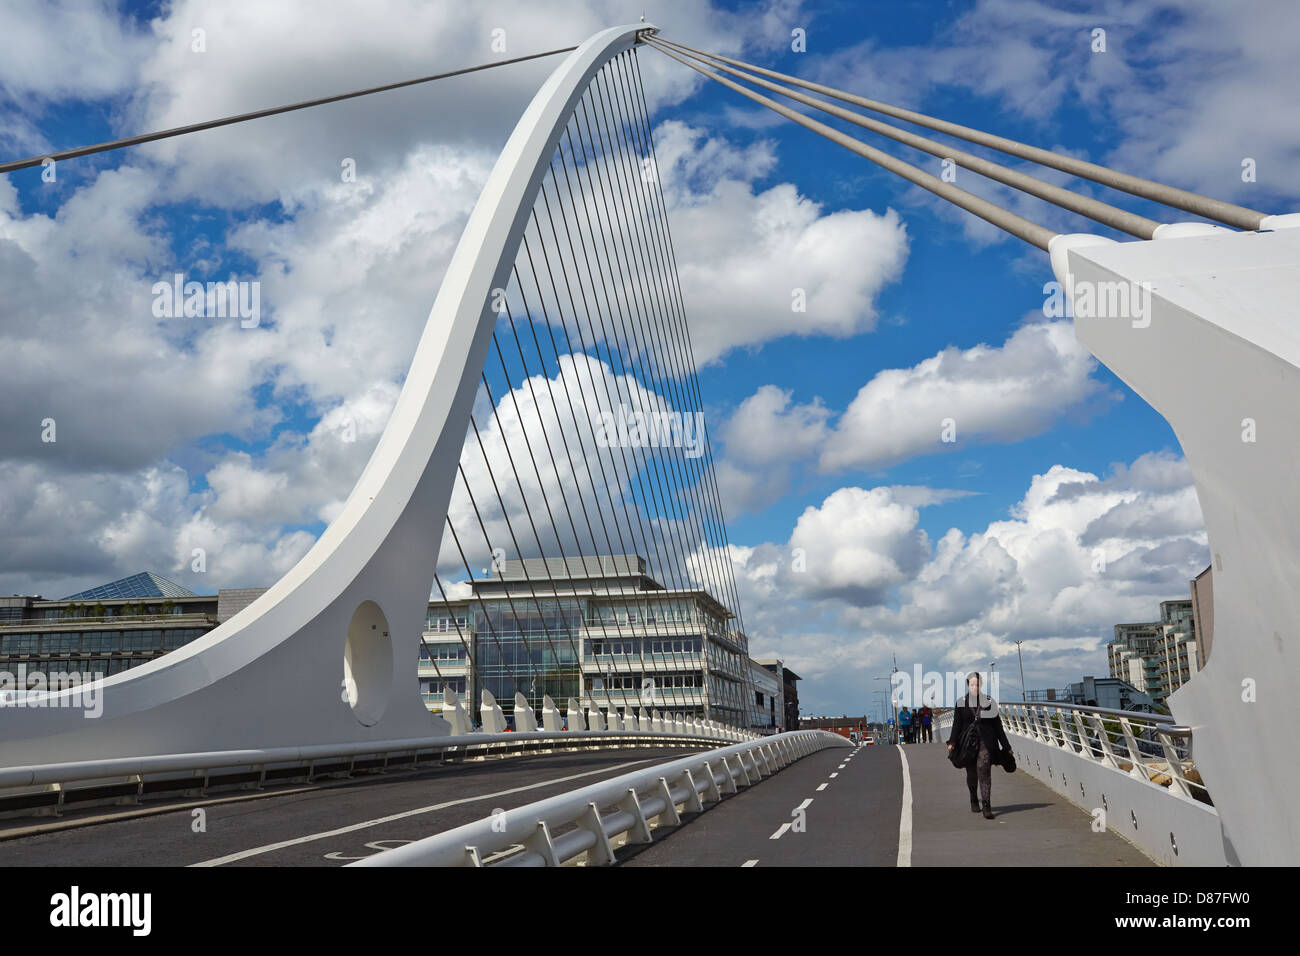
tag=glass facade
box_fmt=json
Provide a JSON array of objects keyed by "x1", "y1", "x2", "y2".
[{"x1": 474, "y1": 598, "x2": 583, "y2": 714}]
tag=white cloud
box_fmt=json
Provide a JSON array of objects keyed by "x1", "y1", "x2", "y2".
[
  {"x1": 657, "y1": 120, "x2": 910, "y2": 364},
  {"x1": 820, "y1": 319, "x2": 1116, "y2": 472},
  {"x1": 731, "y1": 451, "x2": 1208, "y2": 713}
]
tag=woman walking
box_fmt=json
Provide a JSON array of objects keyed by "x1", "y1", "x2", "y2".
[{"x1": 947, "y1": 673, "x2": 1013, "y2": 819}]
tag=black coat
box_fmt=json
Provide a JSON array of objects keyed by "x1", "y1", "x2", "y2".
[{"x1": 947, "y1": 702, "x2": 1013, "y2": 765}]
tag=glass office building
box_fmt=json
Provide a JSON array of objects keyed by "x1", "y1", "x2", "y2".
[
  {"x1": 0, "y1": 572, "x2": 220, "y2": 688},
  {"x1": 421, "y1": 554, "x2": 754, "y2": 728}
]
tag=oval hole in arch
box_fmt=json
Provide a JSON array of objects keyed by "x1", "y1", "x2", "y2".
[{"x1": 344, "y1": 600, "x2": 393, "y2": 727}]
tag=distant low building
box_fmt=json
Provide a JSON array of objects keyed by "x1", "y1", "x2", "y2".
[
  {"x1": 1026, "y1": 675, "x2": 1156, "y2": 712},
  {"x1": 748, "y1": 658, "x2": 781, "y2": 733},
  {"x1": 757, "y1": 658, "x2": 800, "y2": 731}
]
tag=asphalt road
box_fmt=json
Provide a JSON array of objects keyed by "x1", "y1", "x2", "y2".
[
  {"x1": 625, "y1": 739, "x2": 1153, "y2": 867},
  {"x1": 0, "y1": 746, "x2": 700, "y2": 867},
  {"x1": 0, "y1": 739, "x2": 1155, "y2": 866},
  {"x1": 624, "y1": 741, "x2": 900, "y2": 866}
]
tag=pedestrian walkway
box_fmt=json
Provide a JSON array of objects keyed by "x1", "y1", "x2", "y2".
[{"x1": 902, "y1": 739, "x2": 1152, "y2": 866}]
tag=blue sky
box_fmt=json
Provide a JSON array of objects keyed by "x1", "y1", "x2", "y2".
[{"x1": 2, "y1": 0, "x2": 1296, "y2": 715}]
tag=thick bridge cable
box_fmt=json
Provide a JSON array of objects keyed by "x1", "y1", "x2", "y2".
[
  {"x1": 647, "y1": 38, "x2": 1056, "y2": 249},
  {"x1": 0, "y1": 46, "x2": 578, "y2": 175},
  {"x1": 654, "y1": 36, "x2": 1269, "y2": 231},
  {"x1": 652, "y1": 39, "x2": 1162, "y2": 240}
]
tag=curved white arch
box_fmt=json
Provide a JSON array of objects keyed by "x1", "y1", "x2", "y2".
[{"x1": 0, "y1": 24, "x2": 654, "y2": 766}]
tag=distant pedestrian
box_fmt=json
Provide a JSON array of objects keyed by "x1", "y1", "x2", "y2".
[
  {"x1": 898, "y1": 706, "x2": 912, "y2": 744},
  {"x1": 947, "y1": 673, "x2": 1013, "y2": 819},
  {"x1": 919, "y1": 704, "x2": 933, "y2": 742}
]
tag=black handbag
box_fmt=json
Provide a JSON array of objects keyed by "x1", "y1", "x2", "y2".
[
  {"x1": 1001, "y1": 749, "x2": 1016, "y2": 773},
  {"x1": 949, "y1": 705, "x2": 981, "y2": 769}
]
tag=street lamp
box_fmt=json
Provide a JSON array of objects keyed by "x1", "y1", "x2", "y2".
[
  {"x1": 874, "y1": 674, "x2": 898, "y2": 744},
  {"x1": 1015, "y1": 641, "x2": 1026, "y2": 701}
]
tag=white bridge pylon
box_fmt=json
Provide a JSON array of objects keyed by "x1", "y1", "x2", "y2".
[
  {"x1": 0, "y1": 24, "x2": 656, "y2": 768},
  {"x1": 1053, "y1": 219, "x2": 1300, "y2": 867}
]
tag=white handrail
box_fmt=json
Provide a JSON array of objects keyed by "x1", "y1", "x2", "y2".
[
  {"x1": 938, "y1": 701, "x2": 1207, "y2": 801},
  {"x1": 0, "y1": 724, "x2": 755, "y2": 794},
  {"x1": 350, "y1": 729, "x2": 849, "y2": 866}
]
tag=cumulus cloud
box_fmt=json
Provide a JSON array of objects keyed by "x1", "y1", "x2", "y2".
[
  {"x1": 657, "y1": 120, "x2": 910, "y2": 363},
  {"x1": 819, "y1": 319, "x2": 1117, "y2": 471},
  {"x1": 731, "y1": 452, "x2": 1209, "y2": 714}
]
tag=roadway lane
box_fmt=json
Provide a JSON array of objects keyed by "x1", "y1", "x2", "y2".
[
  {"x1": 0, "y1": 747, "x2": 699, "y2": 867},
  {"x1": 624, "y1": 741, "x2": 901, "y2": 866},
  {"x1": 625, "y1": 739, "x2": 1154, "y2": 867}
]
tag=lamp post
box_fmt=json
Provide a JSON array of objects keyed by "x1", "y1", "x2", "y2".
[
  {"x1": 874, "y1": 672, "x2": 898, "y2": 744},
  {"x1": 1015, "y1": 641, "x2": 1026, "y2": 700}
]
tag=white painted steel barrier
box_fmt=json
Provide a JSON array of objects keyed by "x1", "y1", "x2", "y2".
[
  {"x1": 350, "y1": 730, "x2": 849, "y2": 866},
  {"x1": 0, "y1": 719, "x2": 756, "y2": 818},
  {"x1": 938, "y1": 701, "x2": 1226, "y2": 865}
]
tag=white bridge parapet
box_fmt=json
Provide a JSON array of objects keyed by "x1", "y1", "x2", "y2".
[
  {"x1": 938, "y1": 702, "x2": 1225, "y2": 866},
  {"x1": 350, "y1": 729, "x2": 848, "y2": 866}
]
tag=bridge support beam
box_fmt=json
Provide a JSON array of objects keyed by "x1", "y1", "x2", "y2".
[{"x1": 1054, "y1": 220, "x2": 1300, "y2": 866}]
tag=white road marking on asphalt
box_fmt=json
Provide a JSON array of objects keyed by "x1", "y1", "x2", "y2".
[
  {"x1": 829, "y1": 772, "x2": 838, "y2": 778},
  {"x1": 795, "y1": 798, "x2": 813, "y2": 811},
  {"x1": 770, "y1": 823, "x2": 791, "y2": 840},
  {"x1": 816, "y1": 783, "x2": 827, "y2": 791},
  {"x1": 189, "y1": 756, "x2": 663, "y2": 867},
  {"x1": 897, "y1": 744, "x2": 913, "y2": 867},
  {"x1": 838, "y1": 763, "x2": 846, "y2": 769},
  {"x1": 742, "y1": 859, "x2": 759, "y2": 867}
]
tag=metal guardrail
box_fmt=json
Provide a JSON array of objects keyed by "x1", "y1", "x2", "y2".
[
  {"x1": 350, "y1": 729, "x2": 849, "y2": 866},
  {"x1": 0, "y1": 726, "x2": 754, "y2": 818},
  {"x1": 937, "y1": 700, "x2": 1207, "y2": 802}
]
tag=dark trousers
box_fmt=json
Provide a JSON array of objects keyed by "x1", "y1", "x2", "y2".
[
  {"x1": 966, "y1": 737, "x2": 992, "y2": 803},
  {"x1": 921, "y1": 723, "x2": 932, "y2": 742}
]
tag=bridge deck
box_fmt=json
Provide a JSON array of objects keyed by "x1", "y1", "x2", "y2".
[
  {"x1": 625, "y1": 739, "x2": 1153, "y2": 866},
  {"x1": 0, "y1": 740, "x2": 1156, "y2": 866}
]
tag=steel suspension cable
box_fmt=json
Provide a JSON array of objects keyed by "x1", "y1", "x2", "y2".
[
  {"x1": 627, "y1": 49, "x2": 752, "y2": 646},
  {"x1": 580, "y1": 71, "x2": 727, "y2": 717},
  {"x1": 618, "y1": 50, "x2": 757, "y2": 722},
  {"x1": 651, "y1": 42, "x2": 1162, "y2": 239},
  {"x1": 0, "y1": 46, "x2": 578, "y2": 175},
  {"x1": 562, "y1": 92, "x2": 708, "y2": 717},
  {"x1": 646, "y1": 39, "x2": 1055, "y2": 250},
  {"x1": 615, "y1": 51, "x2": 752, "y2": 634},
  {"x1": 654, "y1": 36, "x2": 1269, "y2": 231}
]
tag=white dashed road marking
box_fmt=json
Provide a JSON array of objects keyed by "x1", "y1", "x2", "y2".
[{"x1": 190, "y1": 756, "x2": 663, "y2": 867}]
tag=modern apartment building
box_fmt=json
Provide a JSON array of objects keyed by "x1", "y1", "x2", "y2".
[
  {"x1": 421, "y1": 554, "x2": 754, "y2": 728},
  {"x1": 1107, "y1": 598, "x2": 1201, "y2": 706}
]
